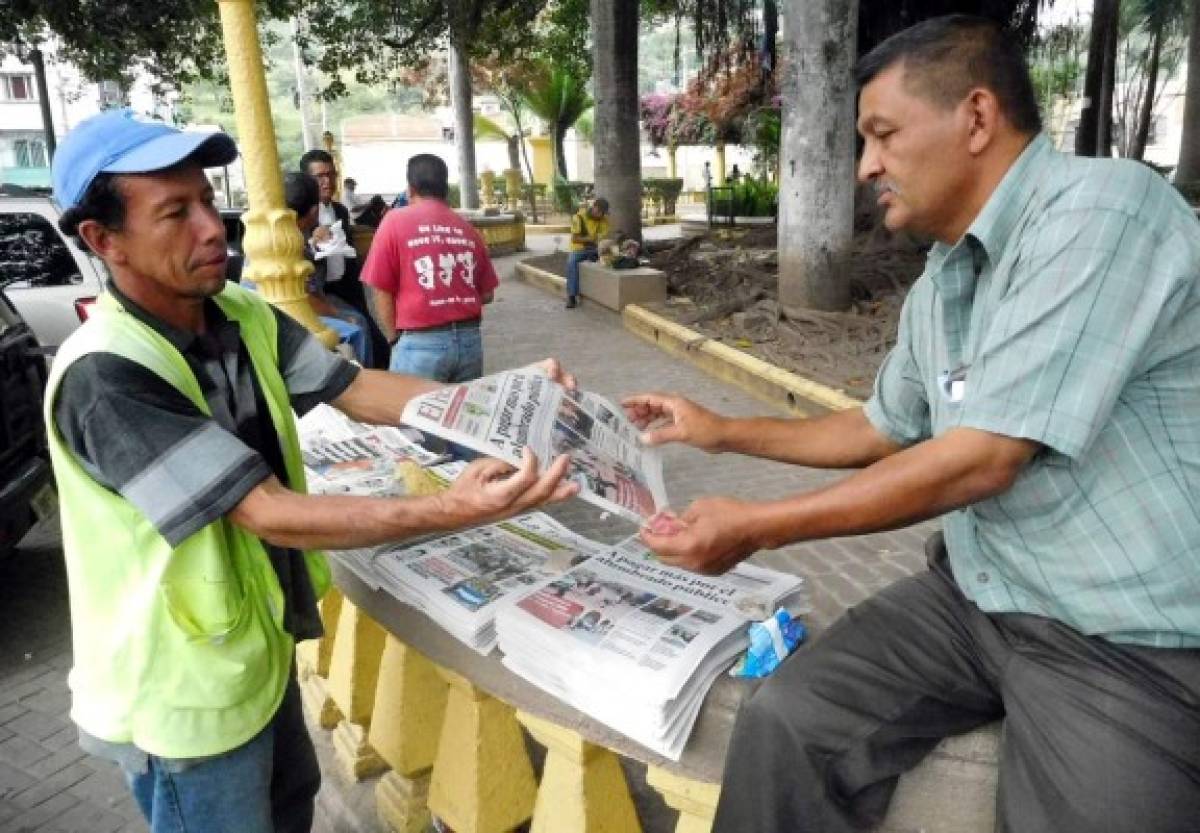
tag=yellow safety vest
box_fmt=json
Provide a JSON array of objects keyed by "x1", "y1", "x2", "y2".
[{"x1": 43, "y1": 282, "x2": 330, "y2": 758}]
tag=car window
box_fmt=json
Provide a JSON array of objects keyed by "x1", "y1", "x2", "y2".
[{"x1": 0, "y1": 212, "x2": 83, "y2": 288}]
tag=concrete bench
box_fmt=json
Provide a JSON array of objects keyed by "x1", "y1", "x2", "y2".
[
  {"x1": 579, "y1": 261, "x2": 667, "y2": 311},
  {"x1": 316, "y1": 560, "x2": 1000, "y2": 832}
]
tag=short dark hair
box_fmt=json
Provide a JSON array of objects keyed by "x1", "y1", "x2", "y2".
[
  {"x1": 592, "y1": 197, "x2": 609, "y2": 213},
  {"x1": 58, "y1": 173, "x2": 126, "y2": 250},
  {"x1": 406, "y1": 154, "x2": 449, "y2": 199},
  {"x1": 299, "y1": 148, "x2": 335, "y2": 173},
  {"x1": 344, "y1": 177, "x2": 357, "y2": 189},
  {"x1": 855, "y1": 15, "x2": 1042, "y2": 134},
  {"x1": 283, "y1": 172, "x2": 321, "y2": 217}
]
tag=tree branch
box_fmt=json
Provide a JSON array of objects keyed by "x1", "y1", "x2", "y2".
[{"x1": 379, "y1": 8, "x2": 442, "y2": 53}]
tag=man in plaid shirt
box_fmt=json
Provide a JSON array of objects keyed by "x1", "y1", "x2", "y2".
[{"x1": 626, "y1": 15, "x2": 1200, "y2": 833}]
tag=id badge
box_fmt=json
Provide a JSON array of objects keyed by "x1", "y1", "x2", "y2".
[{"x1": 937, "y1": 364, "x2": 969, "y2": 403}]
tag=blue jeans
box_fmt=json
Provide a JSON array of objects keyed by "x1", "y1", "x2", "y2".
[
  {"x1": 388, "y1": 326, "x2": 483, "y2": 383},
  {"x1": 123, "y1": 678, "x2": 319, "y2": 833},
  {"x1": 566, "y1": 250, "x2": 598, "y2": 298}
]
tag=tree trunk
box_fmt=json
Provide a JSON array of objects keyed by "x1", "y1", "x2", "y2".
[
  {"x1": 448, "y1": 36, "x2": 479, "y2": 209},
  {"x1": 553, "y1": 122, "x2": 569, "y2": 181},
  {"x1": 777, "y1": 0, "x2": 857, "y2": 313},
  {"x1": 512, "y1": 109, "x2": 540, "y2": 223},
  {"x1": 506, "y1": 136, "x2": 521, "y2": 171},
  {"x1": 1131, "y1": 21, "x2": 1164, "y2": 161},
  {"x1": 1097, "y1": 0, "x2": 1120, "y2": 157},
  {"x1": 591, "y1": 0, "x2": 642, "y2": 243},
  {"x1": 1078, "y1": 0, "x2": 1118, "y2": 156},
  {"x1": 1178, "y1": 0, "x2": 1200, "y2": 184}
]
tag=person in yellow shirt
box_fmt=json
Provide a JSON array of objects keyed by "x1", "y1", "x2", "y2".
[{"x1": 565, "y1": 197, "x2": 609, "y2": 309}]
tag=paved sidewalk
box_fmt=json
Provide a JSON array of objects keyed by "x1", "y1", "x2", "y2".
[{"x1": 0, "y1": 229, "x2": 931, "y2": 832}]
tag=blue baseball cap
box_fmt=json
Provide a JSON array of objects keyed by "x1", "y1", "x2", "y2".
[{"x1": 52, "y1": 109, "x2": 238, "y2": 210}]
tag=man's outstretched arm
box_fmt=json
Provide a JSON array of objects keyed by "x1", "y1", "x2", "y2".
[
  {"x1": 641, "y1": 427, "x2": 1039, "y2": 575},
  {"x1": 624, "y1": 393, "x2": 905, "y2": 469},
  {"x1": 230, "y1": 449, "x2": 577, "y2": 551}
]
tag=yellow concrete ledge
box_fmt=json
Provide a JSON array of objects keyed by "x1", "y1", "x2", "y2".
[
  {"x1": 514, "y1": 261, "x2": 567, "y2": 297},
  {"x1": 525, "y1": 224, "x2": 573, "y2": 234},
  {"x1": 621, "y1": 305, "x2": 862, "y2": 417}
]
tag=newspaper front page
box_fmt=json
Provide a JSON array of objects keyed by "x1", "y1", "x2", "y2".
[
  {"x1": 297, "y1": 404, "x2": 446, "y2": 496},
  {"x1": 401, "y1": 370, "x2": 667, "y2": 522},
  {"x1": 496, "y1": 538, "x2": 805, "y2": 758},
  {"x1": 329, "y1": 511, "x2": 606, "y2": 654}
]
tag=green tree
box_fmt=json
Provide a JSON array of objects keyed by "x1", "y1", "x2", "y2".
[
  {"x1": 1115, "y1": 0, "x2": 1188, "y2": 159},
  {"x1": 1, "y1": 0, "x2": 300, "y2": 91},
  {"x1": 517, "y1": 65, "x2": 593, "y2": 180},
  {"x1": 299, "y1": 0, "x2": 546, "y2": 208}
]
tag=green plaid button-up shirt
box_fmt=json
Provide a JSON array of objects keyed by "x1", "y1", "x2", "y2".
[{"x1": 865, "y1": 134, "x2": 1200, "y2": 647}]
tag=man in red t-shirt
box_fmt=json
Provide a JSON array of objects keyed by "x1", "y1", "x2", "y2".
[{"x1": 362, "y1": 154, "x2": 499, "y2": 382}]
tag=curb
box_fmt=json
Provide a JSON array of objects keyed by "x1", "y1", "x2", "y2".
[
  {"x1": 513, "y1": 258, "x2": 861, "y2": 416},
  {"x1": 514, "y1": 260, "x2": 566, "y2": 296},
  {"x1": 525, "y1": 224, "x2": 572, "y2": 234},
  {"x1": 622, "y1": 305, "x2": 861, "y2": 416}
]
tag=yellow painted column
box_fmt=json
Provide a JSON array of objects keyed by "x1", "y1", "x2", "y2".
[
  {"x1": 428, "y1": 669, "x2": 537, "y2": 833},
  {"x1": 480, "y1": 170, "x2": 496, "y2": 207},
  {"x1": 646, "y1": 768, "x2": 721, "y2": 833},
  {"x1": 529, "y1": 135, "x2": 554, "y2": 185},
  {"x1": 370, "y1": 638, "x2": 449, "y2": 833},
  {"x1": 297, "y1": 587, "x2": 344, "y2": 731},
  {"x1": 215, "y1": 0, "x2": 336, "y2": 347},
  {"x1": 504, "y1": 168, "x2": 522, "y2": 211},
  {"x1": 517, "y1": 712, "x2": 642, "y2": 833},
  {"x1": 327, "y1": 599, "x2": 389, "y2": 780},
  {"x1": 714, "y1": 143, "x2": 727, "y2": 187}
]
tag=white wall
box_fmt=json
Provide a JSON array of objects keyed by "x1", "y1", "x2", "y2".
[{"x1": 341, "y1": 138, "x2": 514, "y2": 196}]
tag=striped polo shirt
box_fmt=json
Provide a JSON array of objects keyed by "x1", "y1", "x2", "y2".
[{"x1": 865, "y1": 134, "x2": 1200, "y2": 648}]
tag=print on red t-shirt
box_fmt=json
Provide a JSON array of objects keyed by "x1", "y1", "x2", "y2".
[{"x1": 361, "y1": 200, "x2": 500, "y2": 330}]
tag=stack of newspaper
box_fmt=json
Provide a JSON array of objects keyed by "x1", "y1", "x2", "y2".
[
  {"x1": 297, "y1": 404, "x2": 446, "y2": 496},
  {"x1": 495, "y1": 538, "x2": 806, "y2": 759},
  {"x1": 402, "y1": 369, "x2": 667, "y2": 522},
  {"x1": 331, "y1": 505, "x2": 608, "y2": 654}
]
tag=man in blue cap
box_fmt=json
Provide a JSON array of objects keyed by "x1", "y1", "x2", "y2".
[{"x1": 45, "y1": 109, "x2": 578, "y2": 833}]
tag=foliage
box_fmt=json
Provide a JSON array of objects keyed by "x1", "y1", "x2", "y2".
[
  {"x1": 643, "y1": 177, "x2": 684, "y2": 214},
  {"x1": 517, "y1": 63, "x2": 593, "y2": 180},
  {"x1": 1028, "y1": 22, "x2": 1087, "y2": 125},
  {"x1": 673, "y1": 44, "x2": 776, "y2": 146},
  {"x1": 742, "y1": 104, "x2": 781, "y2": 176},
  {"x1": 1114, "y1": 0, "x2": 1189, "y2": 158},
  {"x1": 552, "y1": 177, "x2": 592, "y2": 213},
  {"x1": 639, "y1": 93, "x2": 677, "y2": 147},
  {"x1": 574, "y1": 111, "x2": 594, "y2": 143},
  {"x1": 0, "y1": 0, "x2": 300, "y2": 92},
  {"x1": 711, "y1": 176, "x2": 777, "y2": 218}
]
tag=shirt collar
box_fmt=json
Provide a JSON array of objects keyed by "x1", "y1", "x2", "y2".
[
  {"x1": 963, "y1": 133, "x2": 1054, "y2": 265},
  {"x1": 105, "y1": 279, "x2": 234, "y2": 356}
]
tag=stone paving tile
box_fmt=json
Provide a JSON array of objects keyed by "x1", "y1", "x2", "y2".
[{"x1": 1, "y1": 791, "x2": 80, "y2": 833}]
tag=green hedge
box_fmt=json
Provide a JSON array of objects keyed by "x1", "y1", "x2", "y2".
[
  {"x1": 710, "y1": 177, "x2": 778, "y2": 218},
  {"x1": 643, "y1": 177, "x2": 684, "y2": 215}
]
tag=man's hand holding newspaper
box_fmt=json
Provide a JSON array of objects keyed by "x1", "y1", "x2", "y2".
[{"x1": 438, "y1": 448, "x2": 579, "y2": 528}]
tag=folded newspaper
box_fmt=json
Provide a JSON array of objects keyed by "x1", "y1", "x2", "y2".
[
  {"x1": 329, "y1": 504, "x2": 608, "y2": 654},
  {"x1": 495, "y1": 537, "x2": 806, "y2": 759},
  {"x1": 401, "y1": 369, "x2": 668, "y2": 522},
  {"x1": 297, "y1": 404, "x2": 447, "y2": 496}
]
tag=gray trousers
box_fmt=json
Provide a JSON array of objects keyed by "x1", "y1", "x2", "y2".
[{"x1": 713, "y1": 534, "x2": 1200, "y2": 833}]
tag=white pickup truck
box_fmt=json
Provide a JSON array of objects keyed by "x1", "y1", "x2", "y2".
[{"x1": 0, "y1": 190, "x2": 107, "y2": 351}]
